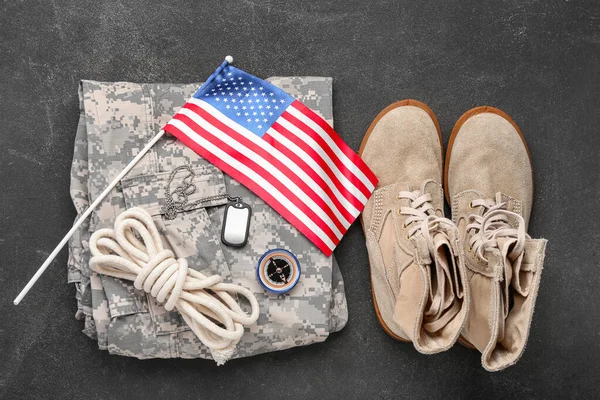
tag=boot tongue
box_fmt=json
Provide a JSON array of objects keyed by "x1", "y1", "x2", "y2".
[
  {"x1": 483, "y1": 234, "x2": 534, "y2": 345},
  {"x1": 414, "y1": 223, "x2": 462, "y2": 332},
  {"x1": 473, "y1": 195, "x2": 524, "y2": 333}
]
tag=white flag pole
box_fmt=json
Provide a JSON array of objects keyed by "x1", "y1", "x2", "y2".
[
  {"x1": 13, "y1": 129, "x2": 165, "y2": 305},
  {"x1": 13, "y1": 55, "x2": 234, "y2": 305}
]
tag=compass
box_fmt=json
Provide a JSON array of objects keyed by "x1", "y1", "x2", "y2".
[{"x1": 256, "y1": 249, "x2": 301, "y2": 294}]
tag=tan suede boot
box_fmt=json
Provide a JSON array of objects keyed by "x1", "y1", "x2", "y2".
[
  {"x1": 444, "y1": 106, "x2": 547, "y2": 371},
  {"x1": 359, "y1": 100, "x2": 469, "y2": 354}
]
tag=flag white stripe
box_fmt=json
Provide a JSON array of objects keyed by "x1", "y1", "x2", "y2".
[
  {"x1": 189, "y1": 98, "x2": 358, "y2": 224},
  {"x1": 276, "y1": 116, "x2": 369, "y2": 205},
  {"x1": 168, "y1": 118, "x2": 336, "y2": 251},
  {"x1": 266, "y1": 127, "x2": 362, "y2": 217},
  {"x1": 288, "y1": 104, "x2": 376, "y2": 191},
  {"x1": 178, "y1": 107, "x2": 344, "y2": 240}
]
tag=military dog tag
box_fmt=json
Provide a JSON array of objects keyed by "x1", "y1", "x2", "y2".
[{"x1": 221, "y1": 197, "x2": 252, "y2": 247}]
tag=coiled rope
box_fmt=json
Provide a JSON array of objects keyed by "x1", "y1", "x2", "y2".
[{"x1": 89, "y1": 207, "x2": 260, "y2": 364}]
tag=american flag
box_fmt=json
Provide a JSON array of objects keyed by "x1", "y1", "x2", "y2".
[{"x1": 164, "y1": 62, "x2": 377, "y2": 256}]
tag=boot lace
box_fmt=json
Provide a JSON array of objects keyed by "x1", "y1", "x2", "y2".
[
  {"x1": 398, "y1": 191, "x2": 449, "y2": 243},
  {"x1": 467, "y1": 193, "x2": 527, "y2": 262}
]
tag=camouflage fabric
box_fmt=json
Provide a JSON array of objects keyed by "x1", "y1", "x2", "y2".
[{"x1": 67, "y1": 76, "x2": 348, "y2": 360}]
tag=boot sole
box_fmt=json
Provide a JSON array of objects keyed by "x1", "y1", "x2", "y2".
[
  {"x1": 443, "y1": 106, "x2": 535, "y2": 349},
  {"x1": 359, "y1": 99, "x2": 443, "y2": 343}
]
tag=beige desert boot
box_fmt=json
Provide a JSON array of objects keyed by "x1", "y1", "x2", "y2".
[
  {"x1": 444, "y1": 106, "x2": 547, "y2": 371},
  {"x1": 360, "y1": 100, "x2": 469, "y2": 354}
]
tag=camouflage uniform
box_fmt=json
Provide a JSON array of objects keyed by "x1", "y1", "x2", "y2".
[{"x1": 67, "y1": 77, "x2": 348, "y2": 360}]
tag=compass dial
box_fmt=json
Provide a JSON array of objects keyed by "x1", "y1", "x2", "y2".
[{"x1": 257, "y1": 249, "x2": 301, "y2": 294}]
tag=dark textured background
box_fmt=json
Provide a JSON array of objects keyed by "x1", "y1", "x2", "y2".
[{"x1": 1, "y1": 0, "x2": 599, "y2": 399}]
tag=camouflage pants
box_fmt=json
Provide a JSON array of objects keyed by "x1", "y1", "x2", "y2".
[{"x1": 67, "y1": 77, "x2": 348, "y2": 360}]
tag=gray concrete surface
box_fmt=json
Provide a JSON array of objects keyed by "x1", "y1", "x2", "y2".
[{"x1": 1, "y1": 0, "x2": 599, "y2": 398}]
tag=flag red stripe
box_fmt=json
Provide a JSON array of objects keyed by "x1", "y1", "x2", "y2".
[
  {"x1": 182, "y1": 103, "x2": 348, "y2": 234},
  {"x1": 291, "y1": 100, "x2": 379, "y2": 186},
  {"x1": 171, "y1": 113, "x2": 342, "y2": 246},
  {"x1": 281, "y1": 110, "x2": 372, "y2": 199},
  {"x1": 271, "y1": 121, "x2": 366, "y2": 211},
  {"x1": 165, "y1": 122, "x2": 335, "y2": 256},
  {"x1": 262, "y1": 130, "x2": 358, "y2": 222}
]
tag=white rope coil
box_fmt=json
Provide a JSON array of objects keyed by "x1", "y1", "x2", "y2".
[{"x1": 88, "y1": 207, "x2": 260, "y2": 363}]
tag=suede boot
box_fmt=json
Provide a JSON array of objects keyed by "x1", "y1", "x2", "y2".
[
  {"x1": 360, "y1": 100, "x2": 469, "y2": 354},
  {"x1": 444, "y1": 106, "x2": 547, "y2": 371}
]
